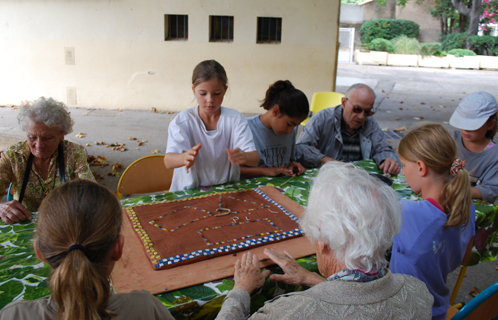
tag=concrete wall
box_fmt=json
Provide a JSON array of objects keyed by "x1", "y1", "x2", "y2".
[
  {"x1": 0, "y1": 0, "x2": 340, "y2": 113},
  {"x1": 396, "y1": 0, "x2": 441, "y2": 42}
]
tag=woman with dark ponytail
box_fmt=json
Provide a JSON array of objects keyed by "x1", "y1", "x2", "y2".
[
  {"x1": 241, "y1": 80, "x2": 309, "y2": 178},
  {"x1": 0, "y1": 179, "x2": 174, "y2": 320}
]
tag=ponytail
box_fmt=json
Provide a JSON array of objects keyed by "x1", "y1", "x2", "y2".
[
  {"x1": 260, "y1": 80, "x2": 309, "y2": 119},
  {"x1": 398, "y1": 123, "x2": 471, "y2": 229},
  {"x1": 36, "y1": 179, "x2": 122, "y2": 320},
  {"x1": 441, "y1": 167, "x2": 471, "y2": 228}
]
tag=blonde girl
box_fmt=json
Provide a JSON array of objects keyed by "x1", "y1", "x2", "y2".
[
  {"x1": 164, "y1": 60, "x2": 259, "y2": 191},
  {"x1": 0, "y1": 179, "x2": 174, "y2": 320},
  {"x1": 390, "y1": 123, "x2": 475, "y2": 320},
  {"x1": 241, "y1": 80, "x2": 309, "y2": 178}
]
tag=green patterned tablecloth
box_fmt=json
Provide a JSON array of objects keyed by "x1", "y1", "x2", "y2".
[{"x1": 1, "y1": 160, "x2": 497, "y2": 319}]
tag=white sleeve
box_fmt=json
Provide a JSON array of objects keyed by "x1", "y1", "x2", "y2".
[
  {"x1": 166, "y1": 116, "x2": 191, "y2": 154},
  {"x1": 232, "y1": 114, "x2": 256, "y2": 152}
]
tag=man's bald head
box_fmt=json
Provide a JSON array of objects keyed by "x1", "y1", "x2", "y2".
[{"x1": 345, "y1": 83, "x2": 376, "y2": 102}]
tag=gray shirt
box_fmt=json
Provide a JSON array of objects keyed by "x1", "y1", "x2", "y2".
[
  {"x1": 0, "y1": 290, "x2": 174, "y2": 320},
  {"x1": 453, "y1": 130, "x2": 498, "y2": 203},
  {"x1": 215, "y1": 270, "x2": 433, "y2": 320},
  {"x1": 295, "y1": 106, "x2": 399, "y2": 168},
  {"x1": 247, "y1": 115, "x2": 296, "y2": 168}
]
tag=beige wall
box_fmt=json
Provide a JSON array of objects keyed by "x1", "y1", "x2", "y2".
[
  {"x1": 396, "y1": 0, "x2": 441, "y2": 43},
  {"x1": 0, "y1": 0, "x2": 340, "y2": 113}
]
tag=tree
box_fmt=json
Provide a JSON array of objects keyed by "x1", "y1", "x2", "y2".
[
  {"x1": 427, "y1": 0, "x2": 460, "y2": 34},
  {"x1": 452, "y1": 0, "x2": 482, "y2": 39}
]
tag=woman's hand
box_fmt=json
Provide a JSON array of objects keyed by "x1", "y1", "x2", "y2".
[
  {"x1": 264, "y1": 248, "x2": 325, "y2": 287},
  {"x1": 288, "y1": 162, "x2": 306, "y2": 176},
  {"x1": 0, "y1": 200, "x2": 31, "y2": 224},
  {"x1": 233, "y1": 252, "x2": 271, "y2": 294},
  {"x1": 183, "y1": 143, "x2": 202, "y2": 173}
]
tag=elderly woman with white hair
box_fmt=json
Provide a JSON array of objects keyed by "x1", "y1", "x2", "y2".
[
  {"x1": 0, "y1": 97, "x2": 94, "y2": 224},
  {"x1": 216, "y1": 162, "x2": 433, "y2": 319}
]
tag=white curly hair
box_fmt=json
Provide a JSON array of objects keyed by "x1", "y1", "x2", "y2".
[
  {"x1": 18, "y1": 97, "x2": 74, "y2": 135},
  {"x1": 300, "y1": 161, "x2": 401, "y2": 272}
]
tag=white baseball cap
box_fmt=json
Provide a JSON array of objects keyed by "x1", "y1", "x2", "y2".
[{"x1": 449, "y1": 91, "x2": 498, "y2": 131}]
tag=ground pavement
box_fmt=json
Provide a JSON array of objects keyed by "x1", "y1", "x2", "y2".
[{"x1": 0, "y1": 63, "x2": 497, "y2": 306}]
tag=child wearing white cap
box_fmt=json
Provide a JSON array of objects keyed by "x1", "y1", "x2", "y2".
[{"x1": 449, "y1": 91, "x2": 498, "y2": 203}]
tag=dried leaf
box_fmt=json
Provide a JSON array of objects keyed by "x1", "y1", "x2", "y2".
[
  {"x1": 399, "y1": 101, "x2": 404, "y2": 104},
  {"x1": 399, "y1": 108, "x2": 403, "y2": 110},
  {"x1": 151, "y1": 149, "x2": 160, "y2": 154},
  {"x1": 95, "y1": 141, "x2": 105, "y2": 145},
  {"x1": 92, "y1": 171, "x2": 104, "y2": 181},
  {"x1": 128, "y1": 137, "x2": 137, "y2": 140},
  {"x1": 167, "y1": 111, "x2": 174, "y2": 114},
  {"x1": 393, "y1": 127, "x2": 408, "y2": 132},
  {"x1": 87, "y1": 155, "x2": 109, "y2": 167},
  {"x1": 75, "y1": 132, "x2": 86, "y2": 138},
  {"x1": 151, "y1": 107, "x2": 159, "y2": 113},
  {"x1": 414, "y1": 107, "x2": 418, "y2": 110},
  {"x1": 138, "y1": 141, "x2": 143, "y2": 146},
  {"x1": 108, "y1": 163, "x2": 123, "y2": 177},
  {"x1": 386, "y1": 140, "x2": 391, "y2": 143},
  {"x1": 10, "y1": 105, "x2": 19, "y2": 110},
  {"x1": 386, "y1": 97, "x2": 390, "y2": 99},
  {"x1": 413, "y1": 117, "x2": 424, "y2": 121},
  {"x1": 396, "y1": 117, "x2": 400, "y2": 120},
  {"x1": 117, "y1": 108, "x2": 123, "y2": 112},
  {"x1": 382, "y1": 89, "x2": 385, "y2": 93},
  {"x1": 111, "y1": 146, "x2": 127, "y2": 152},
  {"x1": 469, "y1": 287, "x2": 481, "y2": 297},
  {"x1": 106, "y1": 143, "x2": 125, "y2": 148},
  {"x1": 85, "y1": 143, "x2": 91, "y2": 147},
  {"x1": 420, "y1": 102, "x2": 426, "y2": 105},
  {"x1": 495, "y1": 266, "x2": 498, "y2": 271},
  {"x1": 438, "y1": 105, "x2": 446, "y2": 108}
]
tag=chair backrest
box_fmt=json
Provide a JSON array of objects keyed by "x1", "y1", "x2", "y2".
[
  {"x1": 6, "y1": 183, "x2": 14, "y2": 202},
  {"x1": 451, "y1": 280, "x2": 498, "y2": 320},
  {"x1": 301, "y1": 92, "x2": 345, "y2": 126},
  {"x1": 116, "y1": 155, "x2": 174, "y2": 199}
]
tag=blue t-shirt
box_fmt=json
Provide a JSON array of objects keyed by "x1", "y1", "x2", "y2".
[
  {"x1": 247, "y1": 115, "x2": 297, "y2": 168},
  {"x1": 390, "y1": 199, "x2": 476, "y2": 320}
]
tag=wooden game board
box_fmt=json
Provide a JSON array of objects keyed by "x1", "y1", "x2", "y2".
[{"x1": 111, "y1": 186, "x2": 315, "y2": 294}]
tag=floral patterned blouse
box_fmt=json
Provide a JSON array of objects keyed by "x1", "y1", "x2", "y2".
[{"x1": 0, "y1": 140, "x2": 95, "y2": 211}]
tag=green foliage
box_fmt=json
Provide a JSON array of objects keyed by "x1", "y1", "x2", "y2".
[
  {"x1": 441, "y1": 33, "x2": 467, "y2": 51},
  {"x1": 448, "y1": 48, "x2": 477, "y2": 57},
  {"x1": 391, "y1": 35, "x2": 421, "y2": 54},
  {"x1": 420, "y1": 43, "x2": 447, "y2": 56},
  {"x1": 361, "y1": 19, "x2": 420, "y2": 44},
  {"x1": 468, "y1": 35, "x2": 498, "y2": 56},
  {"x1": 368, "y1": 38, "x2": 395, "y2": 53}
]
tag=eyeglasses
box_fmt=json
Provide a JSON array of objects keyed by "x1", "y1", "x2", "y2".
[{"x1": 345, "y1": 98, "x2": 375, "y2": 117}]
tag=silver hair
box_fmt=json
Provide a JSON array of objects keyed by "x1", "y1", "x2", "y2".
[
  {"x1": 345, "y1": 83, "x2": 376, "y2": 100},
  {"x1": 18, "y1": 97, "x2": 74, "y2": 135},
  {"x1": 300, "y1": 162, "x2": 401, "y2": 272}
]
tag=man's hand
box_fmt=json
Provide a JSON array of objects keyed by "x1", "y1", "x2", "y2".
[
  {"x1": 379, "y1": 158, "x2": 401, "y2": 174},
  {"x1": 0, "y1": 200, "x2": 31, "y2": 224},
  {"x1": 320, "y1": 156, "x2": 335, "y2": 165},
  {"x1": 183, "y1": 143, "x2": 202, "y2": 173},
  {"x1": 288, "y1": 162, "x2": 306, "y2": 176}
]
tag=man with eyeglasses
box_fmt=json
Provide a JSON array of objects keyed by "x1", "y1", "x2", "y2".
[{"x1": 295, "y1": 83, "x2": 400, "y2": 174}]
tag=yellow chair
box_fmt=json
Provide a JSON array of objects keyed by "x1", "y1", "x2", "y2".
[
  {"x1": 301, "y1": 92, "x2": 345, "y2": 126},
  {"x1": 116, "y1": 155, "x2": 174, "y2": 199}
]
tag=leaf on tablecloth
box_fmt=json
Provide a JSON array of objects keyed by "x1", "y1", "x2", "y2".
[
  {"x1": 75, "y1": 132, "x2": 86, "y2": 138},
  {"x1": 215, "y1": 279, "x2": 235, "y2": 293},
  {"x1": 108, "y1": 163, "x2": 123, "y2": 177}
]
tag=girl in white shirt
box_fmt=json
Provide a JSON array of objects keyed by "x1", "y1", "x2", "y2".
[{"x1": 164, "y1": 60, "x2": 259, "y2": 191}]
